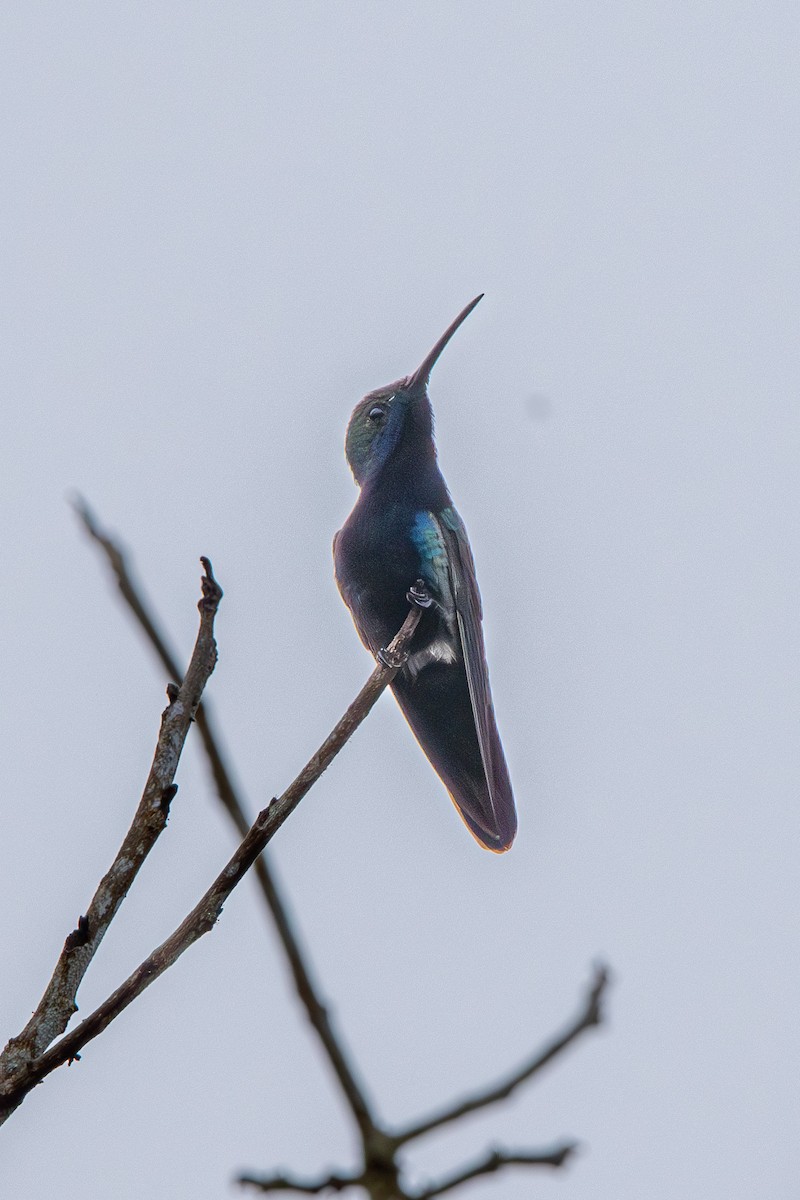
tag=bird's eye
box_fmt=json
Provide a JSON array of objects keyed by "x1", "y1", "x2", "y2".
[{"x1": 368, "y1": 406, "x2": 386, "y2": 423}]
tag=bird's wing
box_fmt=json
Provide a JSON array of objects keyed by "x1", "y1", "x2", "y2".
[
  {"x1": 409, "y1": 510, "x2": 456, "y2": 611},
  {"x1": 436, "y1": 507, "x2": 508, "y2": 827}
]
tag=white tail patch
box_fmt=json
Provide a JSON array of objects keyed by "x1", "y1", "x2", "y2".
[{"x1": 406, "y1": 637, "x2": 458, "y2": 678}]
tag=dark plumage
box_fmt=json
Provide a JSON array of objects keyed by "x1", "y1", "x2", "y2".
[{"x1": 334, "y1": 296, "x2": 517, "y2": 851}]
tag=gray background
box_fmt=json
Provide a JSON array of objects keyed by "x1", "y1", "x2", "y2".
[{"x1": 2, "y1": 4, "x2": 798, "y2": 1198}]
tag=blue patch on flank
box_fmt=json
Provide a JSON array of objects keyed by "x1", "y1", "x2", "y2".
[{"x1": 411, "y1": 511, "x2": 448, "y2": 587}]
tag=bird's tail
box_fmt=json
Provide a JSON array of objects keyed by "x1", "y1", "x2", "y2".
[{"x1": 391, "y1": 665, "x2": 517, "y2": 852}]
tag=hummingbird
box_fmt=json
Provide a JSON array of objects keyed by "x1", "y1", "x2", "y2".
[{"x1": 333, "y1": 296, "x2": 517, "y2": 852}]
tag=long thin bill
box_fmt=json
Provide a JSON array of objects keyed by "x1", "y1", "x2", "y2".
[{"x1": 408, "y1": 294, "x2": 484, "y2": 390}]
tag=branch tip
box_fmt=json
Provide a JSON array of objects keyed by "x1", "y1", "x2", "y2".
[
  {"x1": 199, "y1": 556, "x2": 223, "y2": 611},
  {"x1": 415, "y1": 1142, "x2": 579, "y2": 1200},
  {"x1": 586, "y1": 962, "x2": 610, "y2": 1026}
]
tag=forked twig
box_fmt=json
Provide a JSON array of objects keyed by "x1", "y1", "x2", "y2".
[
  {"x1": 0, "y1": 601, "x2": 420, "y2": 1121},
  {"x1": 0, "y1": 557, "x2": 222, "y2": 1122},
  {"x1": 74, "y1": 496, "x2": 379, "y2": 1138}
]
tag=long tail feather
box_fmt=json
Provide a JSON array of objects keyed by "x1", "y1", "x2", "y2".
[{"x1": 392, "y1": 663, "x2": 517, "y2": 852}]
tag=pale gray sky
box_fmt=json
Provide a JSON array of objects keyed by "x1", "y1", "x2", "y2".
[{"x1": 2, "y1": 4, "x2": 798, "y2": 1198}]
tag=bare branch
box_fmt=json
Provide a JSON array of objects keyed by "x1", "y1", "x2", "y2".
[
  {"x1": 69, "y1": 502, "x2": 610, "y2": 1198},
  {"x1": 413, "y1": 1144, "x2": 577, "y2": 1200},
  {"x1": 75, "y1": 498, "x2": 382, "y2": 1139},
  {"x1": 0, "y1": 606, "x2": 421, "y2": 1121},
  {"x1": 238, "y1": 1140, "x2": 576, "y2": 1198},
  {"x1": 391, "y1": 965, "x2": 609, "y2": 1148},
  {"x1": 0, "y1": 557, "x2": 222, "y2": 1117},
  {"x1": 238, "y1": 1170, "x2": 361, "y2": 1195},
  {"x1": 74, "y1": 496, "x2": 244, "y2": 823}
]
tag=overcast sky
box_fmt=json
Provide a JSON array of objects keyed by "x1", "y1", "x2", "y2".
[{"x1": 1, "y1": 4, "x2": 798, "y2": 1199}]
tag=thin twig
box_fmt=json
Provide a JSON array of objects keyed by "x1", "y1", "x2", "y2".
[
  {"x1": 414, "y1": 1144, "x2": 577, "y2": 1200},
  {"x1": 238, "y1": 1170, "x2": 360, "y2": 1195},
  {"x1": 391, "y1": 965, "x2": 609, "y2": 1148},
  {"x1": 0, "y1": 607, "x2": 421, "y2": 1121},
  {"x1": 73, "y1": 497, "x2": 381, "y2": 1139},
  {"x1": 0, "y1": 557, "x2": 222, "y2": 1121}
]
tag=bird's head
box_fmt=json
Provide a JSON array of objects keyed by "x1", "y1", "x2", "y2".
[{"x1": 344, "y1": 295, "x2": 483, "y2": 486}]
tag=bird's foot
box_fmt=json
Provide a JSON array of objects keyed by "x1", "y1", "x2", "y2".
[
  {"x1": 407, "y1": 579, "x2": 434, "y2": 609},
  {"x1": 378, "y1": 647, "x2": 403, "y2": 669}
]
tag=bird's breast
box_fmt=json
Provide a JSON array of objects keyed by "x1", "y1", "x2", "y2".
[{"x1": 335, "y1": 498, "x2": 459, "y2": 669}]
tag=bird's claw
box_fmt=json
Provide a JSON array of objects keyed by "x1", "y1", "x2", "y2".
[
  {"x1": 378, "y1": 579, "x2": 434, "y2": 666},
  {"x1": 407, "y1": 579, "x2": 434, "y2": 609}
]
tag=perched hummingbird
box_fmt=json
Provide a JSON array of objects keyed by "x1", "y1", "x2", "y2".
[{"x1": 334, "y1": 296, "x2": 517, "y2": 852}]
